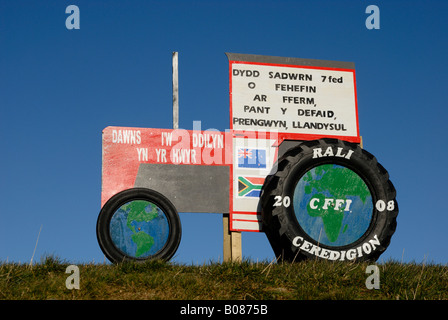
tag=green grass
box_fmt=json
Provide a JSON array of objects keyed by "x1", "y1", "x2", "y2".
[{"x1": 1, "y1": 255, "x2": 447, "y2": 300}]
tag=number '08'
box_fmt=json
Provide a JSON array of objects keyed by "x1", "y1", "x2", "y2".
[{"x1": 375, "y1": 200, "x2": 395, "y2": 212}]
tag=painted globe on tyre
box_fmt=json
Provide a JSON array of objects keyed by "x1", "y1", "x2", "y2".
[
  {"x1": 97, "y1": 188, "x2": 182, "y2": 264},
  {"x1": 109, "y1": 199, "x2": 171, "y2": 259},
  {"x1": 261, "y1": 139, "x2": 398, "y2": 262},
  {"x1": 293, "y1": 163, "x2": 374, "y2": 247}
]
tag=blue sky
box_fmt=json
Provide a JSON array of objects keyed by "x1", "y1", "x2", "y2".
[{"x1": 1, "y1": 0, "x2": 447, "y2": 265}]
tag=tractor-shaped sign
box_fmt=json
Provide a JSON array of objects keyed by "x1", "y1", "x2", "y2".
[{"x1": 96, "y1": 53, "x2": 398, "y2": 264}]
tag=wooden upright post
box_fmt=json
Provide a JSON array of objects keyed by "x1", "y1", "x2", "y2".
[
  {"x1": 223, "y1": 214, "x2": 242, "y2": 262},
  {"x1": 172, "y1": 52, "x2": 179, "y2": 130}
]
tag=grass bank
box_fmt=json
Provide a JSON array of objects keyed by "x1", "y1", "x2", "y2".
[{"x1": 1, "y1": 256, "x2": 447, "y2": 300}]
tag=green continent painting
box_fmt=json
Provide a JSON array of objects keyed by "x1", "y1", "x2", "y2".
[
  {"x1": 293, "y1": 164, "x2": 373, "y2": 246},
  {"x1": 109, "y1": 200, "x2": 170, "y2": 258}
]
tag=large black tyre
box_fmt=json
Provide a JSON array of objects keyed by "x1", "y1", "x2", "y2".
[
  {"x1": 261, "y1": 138, "x2": 398, "y2": 262},
  {"x1": 97, "y1": 188, "x2": 182, "y2": 264}
]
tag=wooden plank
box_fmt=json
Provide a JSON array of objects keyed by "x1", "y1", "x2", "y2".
[
  {"x1": 231, "y1": 231, "x2": 242, "y2": 262},
  {"x1": 223, "y1": 214, "x2": 231, "y2": 262},
  {"x1": 223, "y1": 214, "x2": 242, "y2": 262},
  {"x1": 172, "y1": 52, "x2": 179, "y2": 130}
]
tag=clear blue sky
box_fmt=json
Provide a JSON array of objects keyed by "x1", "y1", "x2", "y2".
[{"x1": 1, "y1": 0, "x2": 447, "y2": 265}]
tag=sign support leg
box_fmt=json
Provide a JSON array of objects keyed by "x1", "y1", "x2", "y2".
[{"x1": 223, "y1": 214, "x2": 242, "y2": 262}]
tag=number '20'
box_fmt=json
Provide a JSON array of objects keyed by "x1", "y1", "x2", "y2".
[{"x1": 273, "y1": 196, "x2": 290, "y2": 208}]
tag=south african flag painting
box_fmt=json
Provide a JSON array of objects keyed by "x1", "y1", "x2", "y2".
[{"x1": 237, "y1": 176, "x2": 265, "y2": 198}]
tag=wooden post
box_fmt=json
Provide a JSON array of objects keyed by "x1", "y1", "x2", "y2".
[
  {"x1": 172, "y1": 52, "x2": 179, "y2": 130},
  {"x1": 231, "y1": 231, "x2": 242, "y2": 262},
  {"x1": 223, "y1": 214, "x2": 242, "y2": 262},
  {"x1": 223, "y1": 214, "x2": 231, "y2": 262}
]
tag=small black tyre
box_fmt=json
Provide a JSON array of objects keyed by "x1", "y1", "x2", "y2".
[
  {"x1": 97, "y1": 188, "x2": 182, "y2": 264},
  {"x1": 261, "y1": 138, "x2": 398, "y2": 262}
]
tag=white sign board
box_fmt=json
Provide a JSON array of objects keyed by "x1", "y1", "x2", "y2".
[
  {"x1": 231, "y1": 134, "x2": 277, "y2": 231},
  {"x1": 226, "y1": 53, "x2": 361, "y2": 232},
  {"x1": 228, "y1": 53, "x2": 360, "y2": 142}
]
